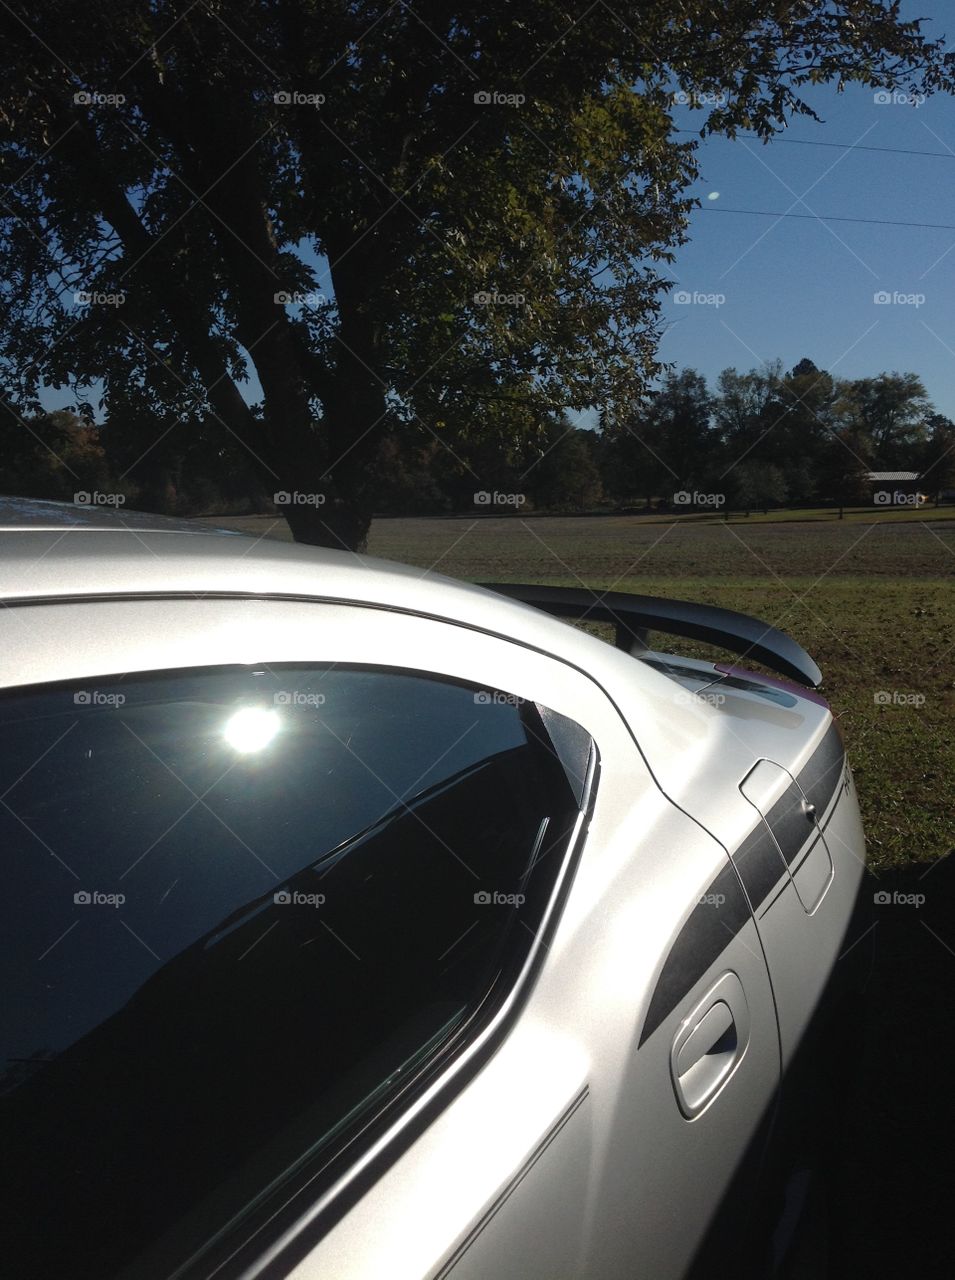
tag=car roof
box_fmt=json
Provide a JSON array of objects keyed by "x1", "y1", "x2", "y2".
[{"x1": 0, "y1": 497, "x2": 675, "y2": 693}]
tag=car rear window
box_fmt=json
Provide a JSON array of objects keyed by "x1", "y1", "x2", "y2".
[{"x1": 0, "y1": 665, "x2": 588, "y2": 1279}]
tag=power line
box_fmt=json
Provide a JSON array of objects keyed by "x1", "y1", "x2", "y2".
[
  {"x1": 700, "y1": 206, "x2": 955, "y2": 231},
  {"x1": 675, "y1": 128, "x2": 955, "y2": 229},
  {"x1": 676, "y1": 130, "x2": 955, "y2": 161}
]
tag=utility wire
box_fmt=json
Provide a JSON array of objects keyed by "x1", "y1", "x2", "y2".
[
  {"x1": 675, "y1": 129, "x2": 955, "y2": 162},
  {"x1": 673, "y1": 129, "x2": 955, "y2": 228},
  {"x1": 700, "y1": 207, "x2": 955, "y2": 231}
]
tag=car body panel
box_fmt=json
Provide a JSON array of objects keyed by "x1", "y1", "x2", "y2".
[
  {"x1": 0, "y1": 505, "x2": 868, "y2": 1278},
  {"x1": 279, "y1": 797, "x2": 777, "y2": 1280},
  {"x1": 0, "y1": 584, "x2": 780, "y2": 1280}
]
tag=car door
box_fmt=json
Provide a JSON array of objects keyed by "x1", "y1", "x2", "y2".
[{"x1": 0, "y1": 592, "x2": 780, "y2": 1280}]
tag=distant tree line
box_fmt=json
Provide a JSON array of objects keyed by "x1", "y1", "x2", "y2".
[
  {"x1": 4, "y1": 358, "x2": 955, "y2": 518},
  {"x1": 598, "y1": 358, "x2": 955, "y2": 515}
]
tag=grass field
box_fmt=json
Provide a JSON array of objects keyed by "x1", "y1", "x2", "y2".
[{"x1": 211, "y1": 510, "x2": 955, "y2": 873}]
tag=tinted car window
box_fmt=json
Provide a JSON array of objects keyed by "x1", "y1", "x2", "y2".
[{"x1": 0, "y1": 665, "x2": 588, "y2": 1279}]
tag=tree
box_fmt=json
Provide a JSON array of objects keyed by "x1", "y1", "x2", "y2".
[
  {"x1": 815, "y1": 417, "x2": 873, "y2": 517},
  {"x1": 842, "y1": 372, "x2": 931, "y2": 466},
  {"x1": 712, "y1": 364, "x2": 782, "y2": 460},
  {"x1": 597, "y1": 399, "x2": 669, "y2": 508},
  {"x1": 99, "y1": 398, "x2": 273, "y2": 515},
  {"x1": 420, "y1": 378, "x2": 556, "y2": 511},
  {"x1": 600, "y1": 368, "x2": 714, "y2": 505},
  {"x1": 366, "y1": 435, "x2": 451, "y2": 516},
  {"x1": 526, "y1": 423, "x2": 603, "y2": 511},
  {"x1": 0, "y1": 405, "x2": 113, "y2": 501},
  {"x1": 646, "y1": 368, "x2": 716, "y2": 495},
  {"x1": 918, "y1": 413, "x2": 955, "y2": 504},
  {"x1": 775, "y1": 359, "x2": 840, "y2": 499},
  {"x1": 2, "y1": 2, "x2": 952, "y2": 548},
  {"x1": 727, "y1": 461, "x2": 787, "y2": 517}
]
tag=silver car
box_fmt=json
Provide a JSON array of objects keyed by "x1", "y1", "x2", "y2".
[{"x1": 0, "y1": 498, "x2": 868, "y2": 1280}]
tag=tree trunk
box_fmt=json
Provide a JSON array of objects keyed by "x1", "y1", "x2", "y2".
[
  {"x1": 55, "y1": 106, "x2": 273, "y2": 480},
  {"x1": 186, "y1": 101, "x2": 390, "y2": 552},
  {"x1": 59, "y1": 88, "x2": 389, "y2": 552},
  {"x1": 282, "y1": 498, "x2": 372, "y2": 553}
]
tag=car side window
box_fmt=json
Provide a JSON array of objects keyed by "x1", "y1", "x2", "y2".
[{"x1": 0, "y1": 665, "x2": 591, "y2": 1279}]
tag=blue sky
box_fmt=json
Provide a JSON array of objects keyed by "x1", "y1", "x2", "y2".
[{"x1": 659, "y1": 0, "x2": 955, "y2": 418}]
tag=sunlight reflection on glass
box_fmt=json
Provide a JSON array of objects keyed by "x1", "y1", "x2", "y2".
[{"x1": 223, "y1": 706, "x2": 281, "y2": 754}]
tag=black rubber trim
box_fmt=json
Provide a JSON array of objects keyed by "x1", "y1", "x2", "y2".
[
  {"x1": 535, "y1": 705, "x2": 593, "y2": 808},
  {"x1": 638, "y1": 723, "x2": 847, "y2": 1047}
]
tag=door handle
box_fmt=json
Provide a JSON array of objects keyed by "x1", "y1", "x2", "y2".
[
  {"x1": 675, "y1": 1000, "x2": 734, "y2": 1076},
  {"x1": 671, "y1": 972, "x2": 750, "y2": 1117}
]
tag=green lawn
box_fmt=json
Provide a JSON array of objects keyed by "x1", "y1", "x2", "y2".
[
  {"x1": 598, "y1": 503, "x2": 955, "y2": 526},
  {"x1": 210, "y1": 510, "x2": 955, "y2": 872}
]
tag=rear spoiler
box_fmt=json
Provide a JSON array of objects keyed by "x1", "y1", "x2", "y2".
[{"x1": 479, "y1": 582, "x2": 822, "y2": 689}]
